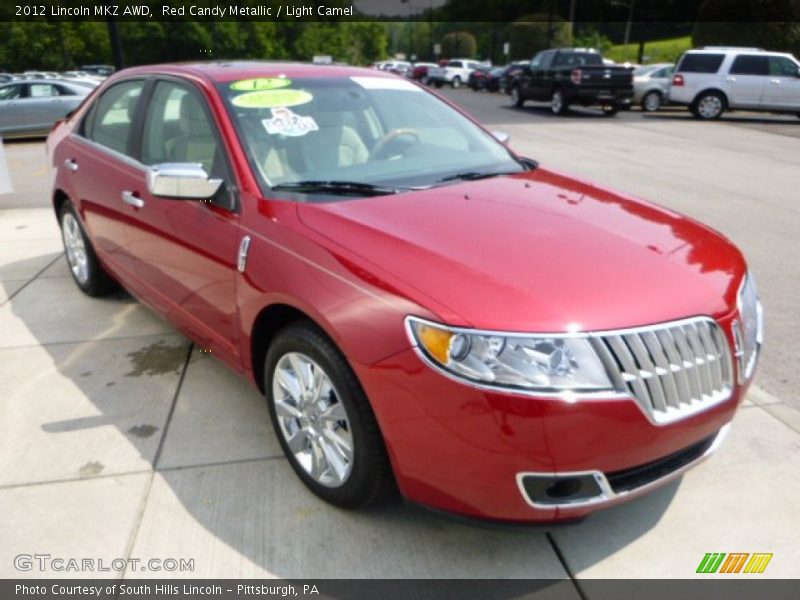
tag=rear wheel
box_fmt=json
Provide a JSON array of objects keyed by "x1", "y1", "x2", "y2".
[
  {"x1": 641, "y1": 90, "x2": 663, "y2": 112},
  {"x1": 59, "y1": 201, "x2": 117, "y2": 297},
  {"x1": 551, "y1": 88, "x2": 568, "y2": 115},
  {"x1": 692, "y1": 91, "x2": 725, "y2": 119},
  {"x1": 451, "y1": 76, "x2": 462, "y2": 89},
  {"x1": 265, "y1": 322, "x2": 393, "y2": 508},
  {"x1": 511, "y1": 85, "x2": 524, "y2": 108}
]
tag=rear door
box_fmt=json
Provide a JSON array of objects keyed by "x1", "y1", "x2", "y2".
[
  {"x1": 25, "y1": 82, "x2": 70, "y2": 130},
  {"x1": 126, "y1": 78, "x2": 242, "y2": 365},
  {"x1": 762, "y1": 55, "x2": 800, "y2": 110},
  {"x1": 725, "y1": 54, "x2": 769, "y2": 107},
  {"x1": 63, "y1": 79, "x2": 146, "y2": 276},
  {"x1": 0, "y1": 83, "x2": 25, "y2": 133}
]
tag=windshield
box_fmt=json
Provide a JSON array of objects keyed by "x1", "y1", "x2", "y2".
[{"x1": 218, "y1": 75, "x2": 524, "y2": 200}]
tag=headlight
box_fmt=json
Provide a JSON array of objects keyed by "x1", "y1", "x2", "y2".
[
  {"x1": 406, "y1": 317, "x2": 614, "y2": 395},
  {"x1": 734, "y1": 272, "x2": 763, "y2": 382}
]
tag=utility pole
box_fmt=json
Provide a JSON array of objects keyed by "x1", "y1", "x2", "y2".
[{"x1": 107, "y1": 18, "x2": 124, "y2": 70}]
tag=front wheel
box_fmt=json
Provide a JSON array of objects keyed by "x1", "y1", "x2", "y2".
[
  {"x1": 692, "y1": 91, "x2": 725, "y2": 119},
  {"x1": 265, "y1": 322, "x2": 393, "y2": 508},
  {"x1": 511, "y1": 85, "x2": 524, "y2": 108},
  {"x1": 433, "y1": 80, "x2": 443, "y2": 89},
  {"x1": 641, "y1": 90, "x2": 663, "y2": 112},
  {"x1": 551, "y1": 88, "x2": 568, "y2": 115},
  {"x1": 59, "y1": 201, "x2": 117, "y2": 297}
]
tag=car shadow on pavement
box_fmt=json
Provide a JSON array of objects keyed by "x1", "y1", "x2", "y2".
[
  {"x1": 4, "y1": 251, "x2": 681, "y2": 580},
  {"x1": 500, "y1": 105, "x2": 619, "y2": 119}
]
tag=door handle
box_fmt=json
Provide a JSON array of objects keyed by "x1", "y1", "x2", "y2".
[
  {"x1": 769, "y1": 79, "x2": 781, "y2": 84},
  {"x1": 725, "y1": 76, "x2": 736, "y2": 82},
  {"x1": 64, "y1": 158, "x2": 78, "y2": 172},
  {"x1": 121, "y1": 190, "x2": 145, "y2": 208}
]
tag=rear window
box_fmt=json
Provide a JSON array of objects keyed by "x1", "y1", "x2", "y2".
[
  {"x1": 553, "y1": 52, "x2": 603, "y2": 67},
  {"x1": 677, "y1": 53, "x2": 725, "y2": 73}
]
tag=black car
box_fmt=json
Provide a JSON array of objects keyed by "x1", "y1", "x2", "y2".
[{"x1": 498, "y1": 61, "x2": 530, "y2": 94}]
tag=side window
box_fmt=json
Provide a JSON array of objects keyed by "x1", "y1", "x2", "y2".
[
  {"x1": 84, "y1": 80, "x2": 144, "y2": 156},
  {"x1": 29, "y1": 84, "x2": 59, "y2": 97},
  {"x1": 729, "y1": 55, "x2": 769, "y2": 76},
  {"x1": 141, "y1": 80, "x2": 222, "y2": 179},
  {"x1": 55, "y1": 85, "x2": 77, "y2": 96},
  {"x1": 530, "y1": 53, "x2": 543, "y2": 70},
  {"x1": 769, "y1": 56, "x2": 798, "y2": 76},
  {"x1": 677, "y1": 53, "x2": 725, "y2": 73},
  {"x1": 0, "y1": 84, "x2": 22, "y2": 100}
]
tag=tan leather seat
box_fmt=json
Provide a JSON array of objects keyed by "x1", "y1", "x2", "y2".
[
  {"x1": 165, "y1": 94, "x2": 217, "y2": 173},
  {"x1": 303, "y1": 110, "x2": 368, "y2": 171}
]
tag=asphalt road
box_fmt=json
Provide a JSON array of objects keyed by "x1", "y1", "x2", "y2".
[{"x1": 2, "y1": 93, "x2": 798, "y2": 410}]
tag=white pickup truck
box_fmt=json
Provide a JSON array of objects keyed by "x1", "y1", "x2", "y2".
[{"x1": 427, "y1": 59, "x2": 487, "y2": 88}]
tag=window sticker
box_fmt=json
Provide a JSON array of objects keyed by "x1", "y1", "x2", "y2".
[
  {"x1": 231, "y1": 89, "x2": 313, "y2": 109},
  {"x1": 350, "y1": 77, "x2": 423, "y2": 91},
  {"x1": 230, "y1": 78, "x2": 292, "y2": 91},
  {"x1": 262, "y1": 107, "x2": 319, "y2": 137}
]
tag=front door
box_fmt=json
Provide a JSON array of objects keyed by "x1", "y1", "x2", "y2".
[
  {"x1": 125, "y1": 78, "x2": 242, "y2": 367},
  {"x1": 762, "y1": 56, "x2": 800, "y2": 110}
]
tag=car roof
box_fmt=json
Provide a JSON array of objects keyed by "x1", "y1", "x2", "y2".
[{"x1": 116, "y1": 61, "x2": 397, "y2": 84}]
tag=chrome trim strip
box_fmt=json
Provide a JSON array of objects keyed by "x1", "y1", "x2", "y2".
[{"x1": 516, "y1": 423, "x2": 731, "y2": 510}]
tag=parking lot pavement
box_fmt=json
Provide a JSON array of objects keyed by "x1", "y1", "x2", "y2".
[{"x1": 2, "y1": 103, "x2": 800, "y2": 584}]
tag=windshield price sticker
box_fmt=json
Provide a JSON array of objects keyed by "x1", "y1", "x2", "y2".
[{"x1": 262, "y1": 108, "x2": 319, "y2": 137}]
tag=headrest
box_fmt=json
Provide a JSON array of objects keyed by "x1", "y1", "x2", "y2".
[{"x1": 178, "y1": 94, "x2": 212, "y2": 136}]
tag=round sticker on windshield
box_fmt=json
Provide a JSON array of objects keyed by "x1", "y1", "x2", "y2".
[
  {"x1": 231, "y1": 89, "x2": 313, "y2": 109},
  {"x1": 230, "y1": 78, "x2": 292, "y2": 91}
]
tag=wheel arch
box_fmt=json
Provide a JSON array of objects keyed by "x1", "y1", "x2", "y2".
[
  {"x1": 693, "y1": 88, "x2": 729, "y2": 108},
  {"x1": 53, "y1": 188, "x2": 70, "y2": 221}
]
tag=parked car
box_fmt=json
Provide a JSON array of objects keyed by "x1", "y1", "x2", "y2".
[
  {"x1": 468, "y1": 66, "x2": 506, "y2": 92},
  {"x1": 0, "y1": 73, "x2": 19, "y2": 83},
  {"x1": 669, "y1": 47, "x2": 800, "y2": 119},
  {"x1": 0, "y1": 79, "x2": 92, "y2": 138},
  {"x1": 409, "y1": 62, "x2": 438, "y2": 82},
  {"x1": 498, "y1": 61, "x2": 530, "y2": 94},
  {"x1": 427, "y1": 58, "x2": 486, "y2": 88},
  {"x1": 511, "y1": 48, "x2": 634, "y2": 115},
  {"x1": 80, "y1": 64, "x2": 114, "y2": 77},
  {"x1": 633, "y1": 63, "x2": 674, "y2": 111},
  {"x1": 48, "y1": 62, "x2": 761, "y2": 524},
  {"x1": 467, "y1": 66, "x2": 491, "y2": 90}
]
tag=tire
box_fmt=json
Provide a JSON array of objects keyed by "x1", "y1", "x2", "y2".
[
  {"x1": 691, "y1": 91, "x2": 725, "y2": 120},
  {"x1": 59, "y1": 200, "x2": 117, "y2": 297},
  {"x1": 550, "y1": 88, "x2": 568, "y2": 115},
  {"x1": 796, "y1": 112, "x2": 800, "y2": 119},
  {"x1": 434, "y1": 80, "x2": 443, "y2": 89},
  {"x1": 451, "y1": 76, "x2": 462, "y2": 89},
  {"x1": 641, "y1": 90, "x2": 662, "y2": 112},
  {"x1": 602, "y1": 104, "x2": 619, "y2": 117},
  {"x1": 264, "y1": 321, "x2": 393, "y2": 509},
  {"x1": 510, "y1": 85, "x2": 524, "y2": 108}
]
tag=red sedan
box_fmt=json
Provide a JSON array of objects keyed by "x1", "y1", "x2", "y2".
[{"x1": 47, "y1": 62, "x2": 762, "y2": 524}]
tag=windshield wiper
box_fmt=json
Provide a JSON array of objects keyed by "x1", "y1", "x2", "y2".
[
  {"x1": 271, "y1": 180, "x2": 401, "y2": 196},
  {"x1": 436, "y1": 171, "x2": 517, "y2": 184}
]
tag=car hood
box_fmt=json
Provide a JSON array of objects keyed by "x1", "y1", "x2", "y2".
[{"x1": 296, "y1": 168, "x2": 745, "y2": 332}]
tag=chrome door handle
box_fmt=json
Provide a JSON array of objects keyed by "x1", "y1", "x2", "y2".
[
  {"x1": 725, "y1": 76, "x2": 736, "y2": 82},
  {"x1": 64, "y1": 158, "x2": 78, "y2": 172},
  {"x1": 769, "y1": 78, "x2": 781, "y2": 84},
  {"x1": 121, "y1": 190, "x2": 145, "y2": 208}
]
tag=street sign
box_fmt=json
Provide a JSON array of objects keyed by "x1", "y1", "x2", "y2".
[{"x1": 503, "y1": 42, "x2": 510, "y2": 56}]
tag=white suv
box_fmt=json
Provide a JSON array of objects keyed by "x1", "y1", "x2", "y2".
[
  {"x1": 669, "y1": 47, "x2": 800, "y2": 119},
  {"x1": 427, "y1": 59, "x2": 486, "y2": 89}
]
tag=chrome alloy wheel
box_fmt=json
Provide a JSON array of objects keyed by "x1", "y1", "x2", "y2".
[
  {"x1": 643, "y1": 91, "x2": 662, "y2": 112},
  {"x1": 272, "y1": 352, "x2": 354, "y2": 487},
  {"x1": 697, "y1": 95, "x2": 723, "y2": 118},
  {"x1": 61, "y1": 212, "x2": 89, "y2": 285},
  {"x1": 511, "y1": 86, "x2": 520, "y2": 105},
  {"x1": 551, "y1": 90, "x2": 564, "y2": 114}
]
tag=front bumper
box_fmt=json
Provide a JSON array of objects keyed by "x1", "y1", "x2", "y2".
[{"x1": 356, "y1": 347, "x2": 744, "y2": 523}]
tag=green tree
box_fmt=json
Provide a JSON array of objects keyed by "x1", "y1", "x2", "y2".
[
  {"x1": 507, "y1": 15, "x2": 572, "y2": 61},
  {"x1": 692, "y1": 0, "x2": 800, "y2": 56},
  {"x1": 441, "y1": 31, "x2": 477, "y2": 58}
]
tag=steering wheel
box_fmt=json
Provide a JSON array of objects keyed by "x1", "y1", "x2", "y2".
[{"x1": 369, "y1": 128, "x2": 421, "y2": 161}]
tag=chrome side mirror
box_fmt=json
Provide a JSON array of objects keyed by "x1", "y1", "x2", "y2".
[
  {"x1": 492, "y1": 130, "x2": 510, "y2": 144},
  {"x1": 146, "y1": 163, "x2": 222, "y2": 200}
]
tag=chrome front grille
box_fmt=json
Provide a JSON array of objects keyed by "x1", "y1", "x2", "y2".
[{"x1": 592, "y1": 317, "x2": 733, "y2": 424}]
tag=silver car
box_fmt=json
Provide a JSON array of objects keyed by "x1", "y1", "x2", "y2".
[
  {"x1": 633, "y1": 63, "x2": 674, "y2": 111},
  {"x1": 0, "y1": 79, "x2": 92, "y2": 138}
]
